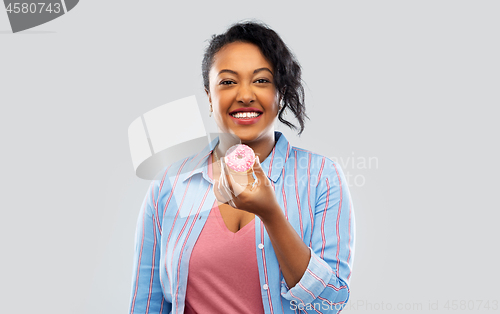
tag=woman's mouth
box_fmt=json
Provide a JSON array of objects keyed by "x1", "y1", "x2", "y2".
[
  {"x1": 230, "y1": 112, "x2": 262, "y2": 119},
  {"x1": 229, "y1": 112, "x2": 263, "y2": 125}
]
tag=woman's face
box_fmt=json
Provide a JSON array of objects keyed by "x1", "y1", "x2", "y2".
[{"x1": 207, "y1": 41, "x2": 280, "y2": 144}]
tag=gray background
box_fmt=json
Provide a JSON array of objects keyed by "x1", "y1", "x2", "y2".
[{"x1": 1, "y1": 1, "x2": 499, "y2": 313}]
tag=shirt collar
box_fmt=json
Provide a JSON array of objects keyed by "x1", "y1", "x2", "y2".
[{"x1": 181, "y1": 131, "x2": 290, "y2": 184}]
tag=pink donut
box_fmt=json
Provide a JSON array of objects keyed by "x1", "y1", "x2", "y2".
[{"x1": 224, "y1": 144, "x2": 256, "y2": 173}]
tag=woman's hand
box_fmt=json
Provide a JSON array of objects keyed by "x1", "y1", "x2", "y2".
[
  {"x1": 214, "y1": 154, "x2": 312, "y2": 289},
  {"x1": 215, "y1": 156, "x2": 281, "y2": 221}
]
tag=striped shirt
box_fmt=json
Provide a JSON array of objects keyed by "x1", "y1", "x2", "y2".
[{"x1": 129, "y1": 131, "x2": 355, "y2": 314}]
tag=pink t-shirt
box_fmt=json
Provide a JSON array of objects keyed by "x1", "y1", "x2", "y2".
[{"x1": 184, "y1": 158, "x2": 265, "y2": 314}]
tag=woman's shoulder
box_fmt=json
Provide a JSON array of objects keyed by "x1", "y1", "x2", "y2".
[
  {"x1": 145, "y1": 152, "x2": 203, "y2": 216},
  {"x1": 288, "y1": 145, "x2": 340, "y2": 169},
  {"x1": 286, "y1": 145, "x2": 346, "y2": 185},
  {"x1": 150, "y1": 152, "x2": 200, "y2": 190}
]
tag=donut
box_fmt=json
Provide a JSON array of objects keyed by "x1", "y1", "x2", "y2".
[{"x1": 224, "y1": 144, "x2": 256, "y2": 173}]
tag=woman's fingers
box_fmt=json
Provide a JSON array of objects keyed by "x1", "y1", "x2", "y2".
[
  {"x1": 228, "y1": 160, "x2": 248, "y2": 194},
  {"x1": 227, "y1": 168, "x2": 246, "y2": 196},
  {"x1": 252, "y1": 156, "x2": 271, "y2": 187},
  {"x1": 214, "y1": 179, "x2": 232, "y2": 204}
]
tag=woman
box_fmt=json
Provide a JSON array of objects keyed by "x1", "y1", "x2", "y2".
[{"x1": 129, "y1": 21, "x2": 355, "y2": 314}]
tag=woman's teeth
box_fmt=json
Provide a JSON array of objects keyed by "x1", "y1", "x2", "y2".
[{"x1": 231, "y1": 112, "x2": 261, "y2": 119}]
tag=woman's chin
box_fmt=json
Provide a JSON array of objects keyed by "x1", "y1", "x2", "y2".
[
  {"x1": 230, "y1": 129, "x2": 260, "y2": 143},
  {"x1": 221, "y1": 123, "x2": 274, "y2": 144}
]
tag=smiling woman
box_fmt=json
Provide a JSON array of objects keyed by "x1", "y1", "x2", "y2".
[{"x1": 129, "y1": 21, "x2": 356, "y2": 314}]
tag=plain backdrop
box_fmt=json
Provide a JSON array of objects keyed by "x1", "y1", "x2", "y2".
[{"x1": 1, "y1": 1, "x2": 498, "y2": 313}]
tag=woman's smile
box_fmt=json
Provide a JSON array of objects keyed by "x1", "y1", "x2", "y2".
[{"x1": 229, "y1": 107, "x2": 263, "y2": 124}]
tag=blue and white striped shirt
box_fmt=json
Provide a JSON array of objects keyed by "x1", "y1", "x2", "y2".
[{"x1": 130, "y1": 131, "x2": 355, "y2": 314}]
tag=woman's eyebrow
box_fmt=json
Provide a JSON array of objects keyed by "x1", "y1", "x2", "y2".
[
  {"x1": 253, "y1": 67, "x2": 273, "y2": 75},
  {"x1": 217, "y1": 67, "x2": 274, "y2": 76}
]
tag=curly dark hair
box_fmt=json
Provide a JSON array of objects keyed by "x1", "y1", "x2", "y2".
[{"x1": 202, "y1": 20, "x2": 308, "y2": 135}]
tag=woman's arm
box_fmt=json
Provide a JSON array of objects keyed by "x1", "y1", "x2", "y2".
[
  {"x1": 129, "y1": 180, "x2": 172, "y2": 314},
  {"x1": 259, "y1": 204, "x2": 311, "y2": 288},
  {"x1": 279, "y1": 160, "x2": 355, "y2": 312},
  {"x1": 220, "y1": 156, "x2": 355, "y2": 312}
]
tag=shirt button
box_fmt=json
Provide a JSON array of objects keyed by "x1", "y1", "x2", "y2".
[
  {"x1": 263, "y1": 284, "x2": 268, "y2": 290},
  {"x1": 258, "y1": 243, "x2": 264, "y2": 249}
]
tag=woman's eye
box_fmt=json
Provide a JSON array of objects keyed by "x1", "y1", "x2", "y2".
[
  {"x1": 220, "y1": 80, "x2": 235, "y2": 85},
  {"x1": 255, "y1": 79, "x2": 270, "y2": 83}
]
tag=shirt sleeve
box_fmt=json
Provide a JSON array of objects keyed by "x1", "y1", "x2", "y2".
[
  {"x1": 281, "y1": 161, "x2": 355, "y2": 313},
  {"x1": 129, "y1": 180, "x2": 172, "y2": 314}
]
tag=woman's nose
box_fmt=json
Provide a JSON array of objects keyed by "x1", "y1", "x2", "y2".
[{"x1": 236, "y1": 84, "x2": 255, "y2": 104}]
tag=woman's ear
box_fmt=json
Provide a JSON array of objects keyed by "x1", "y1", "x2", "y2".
[
  {"x1": 205, "y1": 88, "x2": 211, "y2": 104},
  {"x1": 278, "y1": 87, "x2": 286, "y2": 104}
]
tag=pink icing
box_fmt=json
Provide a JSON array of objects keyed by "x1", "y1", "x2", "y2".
[{"x1": 224, "y1": 144, "x2": 255, "y2": 173}]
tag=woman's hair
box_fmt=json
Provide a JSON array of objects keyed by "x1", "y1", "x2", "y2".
[{"x1": 202, "y1": 20, "x2": 308, "y2": 135}]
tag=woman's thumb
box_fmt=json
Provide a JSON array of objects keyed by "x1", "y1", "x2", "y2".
[
  {"x1": 254, "y1": 156, "x2": 261, "y2": 167},
  {"x1": 253, "y1": 156, "x2": 264, "y2": 175}
]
